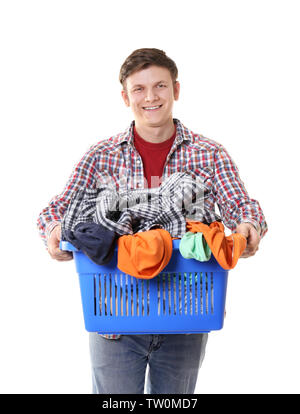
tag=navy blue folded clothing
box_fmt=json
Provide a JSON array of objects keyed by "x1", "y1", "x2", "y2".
[{"x1": 63, "y1": 222, "x2": 117, "y2": 265}]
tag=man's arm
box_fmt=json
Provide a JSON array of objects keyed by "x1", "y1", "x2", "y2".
[
  {"x1": 37, "y1": 145, "x2": 99, "y2": 260},
  {"x1": 213, "y1": 145, "x2": 267, "y2": 256}
]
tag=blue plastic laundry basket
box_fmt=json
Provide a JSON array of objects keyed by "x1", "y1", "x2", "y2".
[{"x1": 61, "y1": 239, "x2": 228, "y2": 334}]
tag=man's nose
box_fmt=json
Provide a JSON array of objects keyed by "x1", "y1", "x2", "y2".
[{"x1": 145, "y1": 89, "x2": 158, "y2": 102}]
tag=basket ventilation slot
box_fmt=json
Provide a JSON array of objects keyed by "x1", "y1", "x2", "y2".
[
  {"x1": 93, "y1": 272, "x2": 214, "y2": 317},
  {"x1": 157, "y1": 272, "x2": 214, "y2": 316},
  {"x1": 94, "y1": 273, "x2": 149, "y2": 317}
]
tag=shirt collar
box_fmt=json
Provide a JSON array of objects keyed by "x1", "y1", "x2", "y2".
[{"x1": 116, "y1": 119, "x2": 193, "y2": 147}]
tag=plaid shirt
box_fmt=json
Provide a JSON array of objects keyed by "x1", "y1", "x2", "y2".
[
  {"x1": 61, "y1": 171, "x2": 214, "y2": 240},
  {"x1": 37, "y1": 118, "x2": 267, "y2": 339}
]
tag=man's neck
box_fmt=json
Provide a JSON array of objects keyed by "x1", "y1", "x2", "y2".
[{"x1": 134, "y1": 119, "x2": 175, "y2": 143}]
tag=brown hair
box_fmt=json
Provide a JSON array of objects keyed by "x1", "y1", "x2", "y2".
[{"x1": 119, "y1": 48, "x2": 178, "y2": 88}]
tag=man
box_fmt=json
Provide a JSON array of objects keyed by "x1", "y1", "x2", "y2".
[{"x1": 37, "y1": 48, "x2": 267, "y2": 394}]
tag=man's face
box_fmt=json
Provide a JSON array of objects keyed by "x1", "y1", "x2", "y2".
[{"x1": 121, "y1": 65, "x2": 180, "y2": 128}]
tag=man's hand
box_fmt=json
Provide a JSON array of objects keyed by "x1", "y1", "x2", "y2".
[
  {"x1": 235, "y1": 222, "x2": 260, "y2": 258},
  {"x1": 47, "y1": 224, "x2": 73, "y2": 261}
]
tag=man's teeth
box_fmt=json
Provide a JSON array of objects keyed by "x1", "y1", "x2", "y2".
[{"x1": 144, "y1": 105, "x2": 161, "y2": 110}]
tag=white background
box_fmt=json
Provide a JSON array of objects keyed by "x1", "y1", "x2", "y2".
[{"x1": 0, "y1": 0, "x2": 299, "y2": 394}]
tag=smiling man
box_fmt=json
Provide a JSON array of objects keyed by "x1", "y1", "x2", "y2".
[{"x1": 37, "y1": 48, "x2": 267, "y2": 394}]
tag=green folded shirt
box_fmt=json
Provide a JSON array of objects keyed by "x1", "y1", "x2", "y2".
[{"x1": 179, "y1": 231, "x2": 211, "y2": 262}]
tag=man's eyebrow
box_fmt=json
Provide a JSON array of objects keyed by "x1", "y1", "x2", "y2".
[{"x1": 130, "y1": 83, "x2": 143, "y2": 89}]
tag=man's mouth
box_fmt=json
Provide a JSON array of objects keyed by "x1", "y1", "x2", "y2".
[{"x1": 142, "y1": 104, "x2": 163, "y2": 111}]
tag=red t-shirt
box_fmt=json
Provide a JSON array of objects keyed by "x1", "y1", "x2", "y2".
[{"x1": 134, "y1": 126, "x2": 176, "y2": 188}]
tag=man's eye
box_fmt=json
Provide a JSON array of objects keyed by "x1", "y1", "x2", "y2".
[
  {"x1": 157, "y1": 84, "x2": 166, "y2": 88},
  {"x1": 134, "y1": 88, "x2": 142, "y2": 92}
]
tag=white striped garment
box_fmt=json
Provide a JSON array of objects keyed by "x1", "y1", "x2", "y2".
[{"x1": 62, "y1": 172, "x2": 218, "y2": 239}]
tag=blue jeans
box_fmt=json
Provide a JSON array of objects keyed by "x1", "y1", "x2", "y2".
[{"x1": 89, "y1": 333, "x2": 208, "y2": 394}]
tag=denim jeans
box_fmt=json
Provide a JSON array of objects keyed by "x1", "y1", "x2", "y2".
[{"x1": 89, "y1": 333, "x2": 208, "y2": 394}]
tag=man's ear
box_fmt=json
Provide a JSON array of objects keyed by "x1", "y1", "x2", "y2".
[
  {"x1": 121, "y1": 89, "x2": 130, "y2": 107},
  {"x1": 174, "y1": 81, "x2": 180, "y2": 101}
]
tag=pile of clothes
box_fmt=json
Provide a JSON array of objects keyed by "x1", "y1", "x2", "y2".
[{"x1": 62, "y1": 172, "x2": 246, "y2": 277}]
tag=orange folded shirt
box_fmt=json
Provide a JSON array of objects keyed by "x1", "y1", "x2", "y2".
[
  {"x1": 117, "y1": 229, "x2": 173, "y2": 279},
  {"x1": 186, "y1": 221, "x2": 247, "y2": 270}
]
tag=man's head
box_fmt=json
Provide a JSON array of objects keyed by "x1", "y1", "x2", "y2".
[{"x1": 120, "y1": 48, "x2": 180, "y2": 130}]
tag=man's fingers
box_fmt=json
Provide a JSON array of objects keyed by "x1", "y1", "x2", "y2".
[
  {"x1": 55, "y1": 254, "x2": 73, "y2": 261},
  {"x1": 48, "y1": 246, "x2": 73, "y2": 261},
  {"x1": 51, "y1": 253, "x2": 73, "y2": 261},
  {"x1": 241, "y1": 244, "x2": 259, "y2": 258},
  {"x1": 56, "y1": 250, "x2": 73, "y2": 259}
]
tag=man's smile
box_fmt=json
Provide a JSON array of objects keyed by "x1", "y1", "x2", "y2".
[{"x1": 142, "y1": 104, "x2": 163, "y2": 111}]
